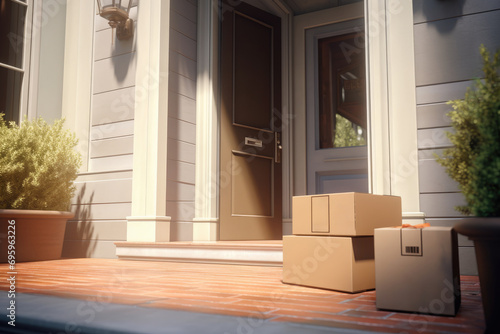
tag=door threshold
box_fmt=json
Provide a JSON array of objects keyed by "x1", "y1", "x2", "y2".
[{"x1": 114, "y1": 240, "x2": 283, "y2": 267}]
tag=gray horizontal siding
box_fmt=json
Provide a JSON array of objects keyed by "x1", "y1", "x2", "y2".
[
  {"x1": 413, "y1": 0, "x2": 500, "y2": 24},
  {"x1": 168, "y1": 140, "x2": 196, "y2": 164},
  {"x1": 171, "y1": 0, "x2": 197, "y2": 22},
  {"x1": 170, "y1": 222, "x2": 195, "y2": 242},
  {"x1": 90, "y1": 120, "x2": 134, "y2": 141},
  {"x1": 416, "y1": 103, "x2": 452, "y2": 129},
  {"x1": 166, "y1": 180, "x2": 195, "y2": 202},
  {"x1": 169, "y1": 92, "x2": 197, "y2": 123},
  {"x1": 167, "y1": 201, "x2": 196, "y2": 222},
  {"x1": 414, "y1": 10, "x2": 500, "y2": 86},
  {"x1": 93, "y1": 53, "x2": 137, "y2": 94},
  {"x1": 412, "y1": 1, "x2": 500, "y2": 275},
  {"x1": 419, "y1": 160, "x2": 459, "y2": 194},
  {"x1": 90, "y1": 136, "x2": 134, "y2": 158},
  {"x1": 68, "y1": 1, "x2": 138, "y2": 258},
  {"x1": 170, "y1": 51, "x2": 197, "y2": 81},
  {"x1": 62, "y1": 240, "x2": 118, "y2": 259},
  {"x1": 92, "y1": 88, "x2": 135, "y2": 126},
  {"x1": 71, "y1": 203, "x2": 132, "y2": 221},
  {"x1": 168, "y1": 160, "x2": 196, "y2": 184},
  {"x1": 69, "y1": 172, "x2": 132, "y2": 259},
  {"x1": 169, "y1": 71, "x2": 197, "y2": 100},
  {"x1": 74, "y1": 179, "x2": 132, "y2": 204},
  {"x1": 89, "y1": 155, "x2": 134, "y2": 172},
  {"x1": 90, "y1": 7, "x2": 136, "y2": 175},
  {"x1": 168, "y1": 118, "x2": 196, "y2": 144},
  {"x1": 171, "y1": 8, "x2": 197, "y2": 40},
  {"x1": 417, "y1": 127, "x2": 452, "y2": 150},
  {"x1": 415, "y1": 2, "x2": 500, "y2": 217},
  {"x1": 170, "y1": 29, "x2": 197, "y2": 61},
  {"x1": 65, "y1": 220, "x2": 127, "y2": 241},
  {"x1": 420, "y1": 193, "x2": 467, "y2": 218},
  {"x1": 94, "y1": 26, "x2": 137, "y2": 61},
  {"x1": 416, "y1": 80, "x2": 473, "y2": 105}
]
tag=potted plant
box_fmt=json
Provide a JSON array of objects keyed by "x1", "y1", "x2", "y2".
[
  {"x1": 0, "y1": 115, "x2": 82, "y2": 262},
  {"x1": 436, "y1": 45, "x2": 500, "y2": 333}
]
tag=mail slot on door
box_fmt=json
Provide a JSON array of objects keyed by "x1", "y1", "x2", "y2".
[{"x1": 245, "y1": 137, "x2": 263, "y2": 148}]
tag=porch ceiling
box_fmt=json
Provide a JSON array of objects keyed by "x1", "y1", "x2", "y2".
[{"x1": 281, "y1": 0, "x2": 362, "y2": 15}]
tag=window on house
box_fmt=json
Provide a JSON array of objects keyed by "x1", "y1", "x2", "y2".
[
  {"x1": 0, "y1": 0, "x2": 29, "y2": 124},
  {"x1": 1, "y1": 0, "x2": 67, "y2": 124}
]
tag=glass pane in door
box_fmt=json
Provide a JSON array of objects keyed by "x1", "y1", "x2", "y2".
[{"x1": 318, "y1": 32, "x2": 366, "y2": 149}]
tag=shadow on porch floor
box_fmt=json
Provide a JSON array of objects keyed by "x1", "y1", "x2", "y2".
[{"x1": 0, "y1": 259, "x2": 485, "y2": 333}]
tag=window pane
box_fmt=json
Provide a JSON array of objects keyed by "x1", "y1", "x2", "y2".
[
  {"x1": 0, "y1": 66, "x2": 22, "y2": 123},
  {"x1": 0, "y1": 0, "x2": 27, "y2": 68},
  {"x1": 318, "y1": 32, "x2": 367, "y2": 149},
  {"x1": 36, "y1": 0, "x2": 67, "y2": 122}
]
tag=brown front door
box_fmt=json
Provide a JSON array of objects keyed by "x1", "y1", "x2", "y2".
[{"x1": 219, "y1": 1, "x2": 282, "y2": 240}]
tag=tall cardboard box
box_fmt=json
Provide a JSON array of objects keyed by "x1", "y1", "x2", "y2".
[
  {"x1": 293, "y1": 193, "x2": 401, "y2": 236},
  {"x1": 283, "y1": 235, "x2": 375, "y2": 293},
  {"x1": 374, "y1": 226, "x2": 461, "y2": 316}
]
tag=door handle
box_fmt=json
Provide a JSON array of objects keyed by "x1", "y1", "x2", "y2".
[{"x1": 275, "y1": 132, "x2": 282, "y2": 164}]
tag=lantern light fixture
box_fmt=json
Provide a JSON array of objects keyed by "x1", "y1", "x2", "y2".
[{"x1": 96, "y1": 0, "x2": 134, "y2": 40}]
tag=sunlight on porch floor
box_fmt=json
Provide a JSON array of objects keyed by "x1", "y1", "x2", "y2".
[{"x1": 0, "y1": 258, "x2": 485, "y2": 333}]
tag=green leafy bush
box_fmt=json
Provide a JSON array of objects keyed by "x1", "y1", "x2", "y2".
[
  {"x1": 436, "y1": 45, "x2": 500, "y2": 217},
  {"x1": 0, "y1": 115, "x2": 82, "y2": 211}
]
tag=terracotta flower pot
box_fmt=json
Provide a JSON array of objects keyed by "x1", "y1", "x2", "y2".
[
  {"x1": 0, "y1": 209, "x2": 74, "y2": 262},
  {"x1": 454, "y1": 218, "x2": 500, "y2": 334}
]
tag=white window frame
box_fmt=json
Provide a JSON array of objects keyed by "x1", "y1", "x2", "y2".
[{"x1": 0, "y1": 0, "x2": 34, "y2": 122}]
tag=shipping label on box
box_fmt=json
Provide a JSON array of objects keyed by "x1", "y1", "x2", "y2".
[
  {"x1": 283, "y1": 235, "x2": 375, "y2": 293},
  {"x1": 374, "y1": 226, "x2": 461, "y2": 316},
  {"x1": 293, "y1": 192, "x2": 401, "y2": 236}
]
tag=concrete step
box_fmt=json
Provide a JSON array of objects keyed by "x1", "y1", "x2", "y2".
[{"x1": 115, "y1": 240, "x2": 283, "y2": 266}]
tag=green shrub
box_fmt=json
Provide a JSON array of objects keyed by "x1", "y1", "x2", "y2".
[
  {"x1": 0, "y1": 115, "x2": 82, "y2": 211},
  {"x1": 436, "y1": 45, "x2": 500, "y2": 217}
]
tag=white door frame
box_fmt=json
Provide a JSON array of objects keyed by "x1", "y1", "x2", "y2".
[
  {"x1": 293, "y1": 3, "x2": 364, "y2": 196},
  {"x1": 193, "y1": 0, "x2": 294, "y2": 241},
  {"x1": 293, "y1": 1, "x2": 425, "y2": 224},
  {"x1": 304, "y1": 17, "x2": 368, "y2": 195}
]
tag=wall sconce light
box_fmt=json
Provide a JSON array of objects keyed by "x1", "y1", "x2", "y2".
[{"x1": 97, "y1": 0, "x2": 134, "y2": 40}]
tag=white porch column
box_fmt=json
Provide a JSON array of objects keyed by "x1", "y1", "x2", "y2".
[
  {"x1": 127, "y1": 0, "x2": 172, "y2": 242},
  {"x1": 61, "y1": 1, "x2": 94, "y2": 172},
  {"x1": 193, "y1": 0, "x2": 219, "y2": 241},
  {"x1": 365, "y1": 0, "x2": 425, "y2": 224}
]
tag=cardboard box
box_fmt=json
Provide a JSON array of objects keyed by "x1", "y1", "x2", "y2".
[
  {"x1": 293, "y1": 192, "x2": 401, "y2": 236},
  {"x1": 282, "y1": 235, "x2": 375, "y2": 293},
  {"x1": 374, "y1": 226, "x2": 461, "y2": 316}
]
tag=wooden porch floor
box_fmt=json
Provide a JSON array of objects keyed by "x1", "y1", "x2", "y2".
[{"x1": 0, "y1": 258, "x2": 485, "y2": 333}]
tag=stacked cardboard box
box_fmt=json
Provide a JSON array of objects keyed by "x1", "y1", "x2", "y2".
[
  {"x1": 374, "y1": 226, "x2": 461, "y2": 315},
  {"x1": 283, "y1": 192, "x2": 402, "y2": 293}
]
